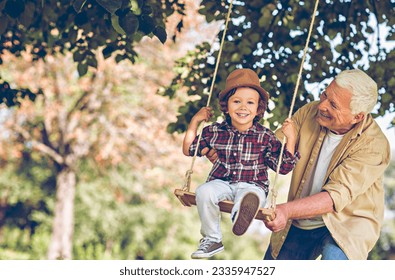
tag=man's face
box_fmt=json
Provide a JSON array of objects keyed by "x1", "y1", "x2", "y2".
[{"x1": 316, "y1": 80, "x2": 362, "y2": 135}]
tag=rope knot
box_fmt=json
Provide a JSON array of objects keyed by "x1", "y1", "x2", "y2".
[{"x1": 182, "y1": 169, "x2": 194, "y2": 191}]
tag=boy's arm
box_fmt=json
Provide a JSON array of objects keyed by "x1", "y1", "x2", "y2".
[
  {"x1": 182, "y1": 118, "x2": 200, "y2": 156},
  {"x1": 182, "y1": 107, "x2": 212, "y2": 156},
  {"x1": 281, "y1": 118, "x2": 296, "y2": 155}
]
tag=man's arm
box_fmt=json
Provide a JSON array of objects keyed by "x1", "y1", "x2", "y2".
[{"x1": 264, "y1": 191, "x2": 334, "y2": 232}]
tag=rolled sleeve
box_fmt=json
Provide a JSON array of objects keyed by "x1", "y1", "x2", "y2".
[
  {"x1": 279, "y1": 148, "x2": 301, "y2": 174},
  {"x1": 322, "y1": 143, "x2": 389, "y2": 212},
  {"x1": 189, "y1": 126, "x2": 211, "y2": 157}
]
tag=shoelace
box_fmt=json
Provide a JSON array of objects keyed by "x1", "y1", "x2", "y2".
[{"x1": 198, "y1": 238, "x2": 214, "y2": 251}]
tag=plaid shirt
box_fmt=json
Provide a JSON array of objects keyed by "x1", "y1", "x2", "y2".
[{"x1": 189, "y1": 121, "x2": 300, "y2": 194}]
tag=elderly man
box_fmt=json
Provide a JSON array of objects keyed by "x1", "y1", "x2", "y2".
[{"x1": 203, "y1": 69, "x2": 390, "y2": 259}]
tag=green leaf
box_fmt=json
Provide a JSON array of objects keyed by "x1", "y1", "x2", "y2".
[
  {"x1": 73, "y1": 50, "x2": 85, "y2": 62},
  {"x1": 258, "y1": 8, "x2": 272, "y2": 28},
  {"x1": 0, "y1": 14, "x2": 9, "y2": 35},
  {"x1": 153, "y1": 26, "x2": 167, "y2": 44},
  {"x1": 4, "y1": 0, "x2": 25, "y2": 18},
  {"x1": 86, "y1": 56, "x2": 97, "y2": 68},
  {"x1": 141, "y1": 4, "x2": 153, "y2": 15},
  {"x1": 72, "y1": 0, "x2": 87, "y2": 13},
  {"x1": 102, "y1": 45, "x2": 115, "y2": 59},
  {"x1": 138, "y1": 15, "x2": 155, "y2": 34},
  {"x1": 115, "y1": 54, "x2": 125, "y2": 63},
  {"x1": 130, "y1": 0, "x2": 142, "y2": 15},
  {"x1": 119, "y1": 12, "x2": 139, "y2": 35},
  {"x1": 86, "y1": 57, "x2": 98, "y2": 68},
  {"x1": 18, "y1": 2, "x2": 35, "y2": 28},
  {"x1": 77, "y1": 62, "x2": 88, "y2": 76},
  {"x1": 111, "y1": 14, "x2": 126, "y2": 35},
  {"x1": 96, "y1": 0, "x2": 122, "y2": 14}
]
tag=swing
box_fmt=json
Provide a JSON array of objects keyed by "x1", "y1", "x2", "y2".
[{"x1": 174, "y1": 0, "x2": 320, "y2": 222}]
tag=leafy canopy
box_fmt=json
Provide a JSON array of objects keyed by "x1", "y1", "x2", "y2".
[
  {"x1": 0, "y1": 0, "x2": 185, "y2": 106},
  {"x1": 160, "y1": 0, "x2": 395, "y2": 133}
]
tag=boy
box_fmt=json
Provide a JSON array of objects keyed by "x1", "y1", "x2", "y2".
[{"x1": 182, "y1": 68, "x2": 300, "y2": 259}]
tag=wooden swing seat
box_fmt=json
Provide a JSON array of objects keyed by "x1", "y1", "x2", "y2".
[{"x1": 174, "y1": 188, "x2": 275, "y2": 222}]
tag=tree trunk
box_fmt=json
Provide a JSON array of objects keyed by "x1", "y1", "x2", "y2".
[{"x1": 47, "y1": 166, "x2": 76, "y2": 259}]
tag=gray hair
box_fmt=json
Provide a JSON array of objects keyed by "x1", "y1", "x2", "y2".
[{"x1": 335, "y1": 69, "x2": 378, "y2": 114}]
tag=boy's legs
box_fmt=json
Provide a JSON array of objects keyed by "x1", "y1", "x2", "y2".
[
  {"x1": 196, "y1": 179, "x2": 234, "y2": 241},
  {"x1": 193, "y1": 179, "x2": 234, "y2": 258},
  {"x1": 231, "y1": 183, "x2": 266, "y2": 236}
]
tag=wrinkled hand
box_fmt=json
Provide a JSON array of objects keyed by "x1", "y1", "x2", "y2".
[
  {"x1": 263, "y1": 204, "x2": 289, "y2": 232},
  {"x1": 201, "y1": 147, "x2": 218, "y2": 164}
]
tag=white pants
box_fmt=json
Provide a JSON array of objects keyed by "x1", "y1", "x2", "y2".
[{"x1": 196, "y1": 179, "x2": 266, "y2": 242}]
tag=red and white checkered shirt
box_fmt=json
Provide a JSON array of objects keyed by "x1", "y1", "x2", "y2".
[{"x1": 189, "y1": 121, "x2": 300, "y2": 193}]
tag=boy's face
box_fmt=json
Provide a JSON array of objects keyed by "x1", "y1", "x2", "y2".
[{"x1": 227, "y1": 87, "x2": 260, "y2": 132}]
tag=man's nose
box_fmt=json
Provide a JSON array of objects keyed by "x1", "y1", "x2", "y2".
[{"x1": 318, "y1": 99, "x2": 329, "y2": 111}]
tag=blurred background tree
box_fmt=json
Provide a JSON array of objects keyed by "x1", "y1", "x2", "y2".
[{"x1": 0, "y1": 0, "x2": 187, "y2": 259}]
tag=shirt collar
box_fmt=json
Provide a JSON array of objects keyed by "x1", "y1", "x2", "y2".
[{"x1": 219, "y1": 120, "x2": 262, "y2": 135}]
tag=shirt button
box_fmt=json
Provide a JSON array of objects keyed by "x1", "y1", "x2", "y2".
[
  {"x1": 281, "y1": 235, "x2": 285, "y2": 240},
  {"x1": 301, "y1": 179, "x2": 305, "y2": 184},
  {"x1": 234, "y1": 153, "x2": 237, "y2": 156},
  {"x1": 233, "y1": 171, "x2": 236, "y2": 175}
]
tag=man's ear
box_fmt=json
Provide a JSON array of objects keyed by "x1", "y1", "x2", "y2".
[{"x1": 352, "y1": 113, "x2": 365, "y2": 124}]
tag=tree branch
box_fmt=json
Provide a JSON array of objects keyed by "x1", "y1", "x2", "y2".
[{"x1": 13, "y1": 124, "x2": 64, "y2": 165}]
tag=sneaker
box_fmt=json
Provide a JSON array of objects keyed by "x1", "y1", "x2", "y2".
[
  {"x1": 232, "y1": 192, "x2": 260, "y2": 236},
  {"x1": 191, "y1": 238, "x2": 224, "y2": 259}
]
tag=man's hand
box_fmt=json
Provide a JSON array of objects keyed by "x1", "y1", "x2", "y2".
[
  {"x1": 263, "y1": 204, "x2": 289, "y2": 232},
  {"x1": 201, "y1": 147, "x2": 218, "y2": 164}
]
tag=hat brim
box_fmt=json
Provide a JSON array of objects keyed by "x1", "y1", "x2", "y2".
[{"x1": 218, "y1": 84, "x2": 269, "y2": 102}]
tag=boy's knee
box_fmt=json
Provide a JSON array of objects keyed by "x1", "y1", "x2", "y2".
[{"x1": 196, "y1": 183, "x2": 216, "y2": 203}]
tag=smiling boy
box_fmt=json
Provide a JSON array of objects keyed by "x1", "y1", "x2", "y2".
[{"x1": 182, "y1": 68, "x2": 300, "y2": 259}]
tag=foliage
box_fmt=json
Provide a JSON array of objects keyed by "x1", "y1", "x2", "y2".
[
  {"x1": 0, "y1": 0, "x2": 186, "y2": 106},
  {"x1": 0, "y1": 159, "x2": 268, "y2": 260},
  {"x1": 161, "y1": 0, "x2": 395, "y2": 133},
  {"x1": 0, "y1": 151, "x2": 55, "y2": 259}
]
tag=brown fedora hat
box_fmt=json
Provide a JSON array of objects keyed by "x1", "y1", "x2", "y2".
[{"x1": 218, "y1": 68, "x2": 269, "y2": 102}]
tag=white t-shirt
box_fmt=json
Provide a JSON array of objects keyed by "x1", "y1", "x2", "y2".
[{"x1": 293, "y1": 130, "x2": 344, "y2": 230}]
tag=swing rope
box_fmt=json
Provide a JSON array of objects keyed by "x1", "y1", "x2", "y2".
[
  {"x1": 182, "y1": 0, "x2": 234, "y2": 192},
  {"x1": 268, "y1": 0, "x2": 319, "y2": 211},
  {"x1": 182, "y1": 0, "x2": 320, "y2": 215}
]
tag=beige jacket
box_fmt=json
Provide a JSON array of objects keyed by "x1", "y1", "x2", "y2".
[{"x1": 269, "y1": 101, "x2": 391, "y2": 260}]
